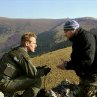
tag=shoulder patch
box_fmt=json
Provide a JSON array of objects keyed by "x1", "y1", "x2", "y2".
[{"x1": 14, "y1": 56, "x2": 19, "y2": 62}]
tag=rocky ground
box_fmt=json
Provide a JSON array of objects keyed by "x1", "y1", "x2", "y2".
[
  {"x1": 36, "y1": 79, "x2": 79, "y2": 97},
  {"x1": 52, "y1": 79, "x2": 79, "y2": 97}
]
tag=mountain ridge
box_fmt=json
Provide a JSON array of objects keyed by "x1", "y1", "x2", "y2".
[{"x1": 0, "y1": 17, "x2": 97, "y2": 57}]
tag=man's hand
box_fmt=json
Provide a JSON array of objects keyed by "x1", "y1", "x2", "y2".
[
  {"x1": 57, "y1": 63, "x2": 66, "y2": 70},
  {"x1": 57, "y1": 59, "x2": 68, "y2": 70},
  {"x1": 44, "y1": 67, "x2": 51, "y2": 76},
  {"x1": 37, "y1": 65, "x2": 51, "y2": 77}
]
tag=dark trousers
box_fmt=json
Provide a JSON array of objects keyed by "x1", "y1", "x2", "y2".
[{"x1": 76, "y1": 75, "x2": 97, "y2": 97}]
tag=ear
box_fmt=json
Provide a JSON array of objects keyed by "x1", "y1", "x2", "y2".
[{"x1": 25, "y1": 41, "x2": 29, "y2": 46}]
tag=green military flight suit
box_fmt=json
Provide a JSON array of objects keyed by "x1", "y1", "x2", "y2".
[{"x1": 0, "y1": 46, "x2": 45, "y2": 97}]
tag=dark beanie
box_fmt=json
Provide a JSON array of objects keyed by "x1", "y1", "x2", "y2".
[{"x1": 64, "y1": 20, "x2": 79, "y2": 30}]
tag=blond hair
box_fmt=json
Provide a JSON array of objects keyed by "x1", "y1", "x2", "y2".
[{"x1": 21, "y1": 32, "x2": 37, "y2": 46}]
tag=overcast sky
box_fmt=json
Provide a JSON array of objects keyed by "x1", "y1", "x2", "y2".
[{"x1": 0, "y1": 0, "x2": 97, "y2": 19}]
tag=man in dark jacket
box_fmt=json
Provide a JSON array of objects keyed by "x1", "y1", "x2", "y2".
[
  {"x1": 0, "y1": 32, "x2": 51, "y2": 97},
  {"x1": 57, "y1": 20, "x2": 97, "y2": 97}
]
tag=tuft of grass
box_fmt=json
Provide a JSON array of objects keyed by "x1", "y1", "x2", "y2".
[{"x1": 31, "y1": 47, "x2": 79, "y2": 89}]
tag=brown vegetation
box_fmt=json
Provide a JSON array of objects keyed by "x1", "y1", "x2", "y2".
[{"x1": 31, "y1": 47, "x2": 79, "y2": 89}]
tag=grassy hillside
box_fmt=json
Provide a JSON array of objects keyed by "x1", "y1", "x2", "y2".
[{"x1": 31, "y1": 47, "x2": 79, "y2": 89}]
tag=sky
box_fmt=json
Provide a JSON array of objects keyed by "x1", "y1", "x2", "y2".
[{"x1": 0, "y1": 0, "x2": 97, "y2": 19}]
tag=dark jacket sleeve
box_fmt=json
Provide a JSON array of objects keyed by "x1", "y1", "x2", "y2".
[{"x1": 66, "y1": 33, "x2": 96, "y2": 75}]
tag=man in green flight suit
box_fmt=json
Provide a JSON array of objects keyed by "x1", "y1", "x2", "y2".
[{"x1": 0, "y1": 32, "x2": 51, "y2": 97}]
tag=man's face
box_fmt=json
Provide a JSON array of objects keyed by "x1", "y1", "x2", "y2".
[
  {"x1": 26, "y1": 37, "x2": 37, "y2": 52},
  {"x1": 64, "y1": 30, "x2": 75, "y2": 39}
]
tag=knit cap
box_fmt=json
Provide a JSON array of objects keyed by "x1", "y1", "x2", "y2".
[{"x1": 64, "y1": 20, "x2": 79, "y2": 30}]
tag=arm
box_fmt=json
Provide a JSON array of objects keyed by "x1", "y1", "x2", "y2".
[
  {"x1": 13, "y1": 55, "x2": 50, "y2": 78},
  {"x1": 14, "y1": 55, "x2": 38, "y2": 78},
  {"x1": 66, "y1": 33, "x2": 96, "y2": 73}
]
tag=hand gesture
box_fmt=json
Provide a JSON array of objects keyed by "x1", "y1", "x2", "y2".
[
  {"x1": 57, "y1": 59, "x2": 68, "y2": 70},
  {"x1": 44, "y1": 67, "x2": 51, "y2": 76}
]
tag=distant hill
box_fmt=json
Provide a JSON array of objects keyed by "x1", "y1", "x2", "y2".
[
  {"x1": 0, "y1": 18, "x2": 64, "y2": 42},
  {"x1": 36, "y1": 17, "x2": 97, "y2": 55},
  {"x1": 0, "y1": 18, "x2": 64, "y2": 57},
  {"x1": 0, "y1": 17, "x2": 97, "y2": 57}
]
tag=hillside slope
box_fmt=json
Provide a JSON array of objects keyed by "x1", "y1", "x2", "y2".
[{"x1": 31, "y1": 47, "x2": 79, "y2": 89}]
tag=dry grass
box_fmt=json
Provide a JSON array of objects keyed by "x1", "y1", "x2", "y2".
[{"x1": 31, "y1": 47, "x2": 79, "y2": 89}]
